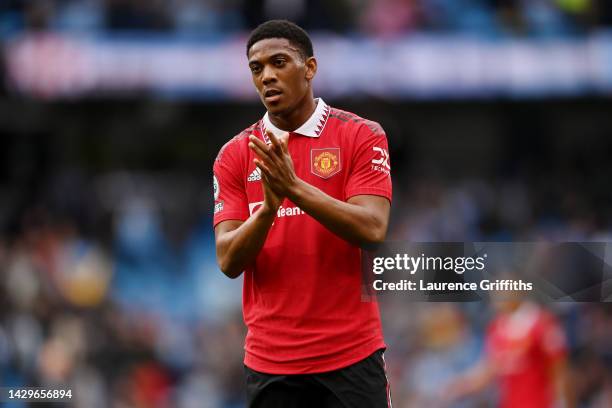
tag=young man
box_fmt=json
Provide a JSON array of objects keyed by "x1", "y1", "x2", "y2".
[{"x1": 213, "y1": 20, "x2": 393, "y2": 407}]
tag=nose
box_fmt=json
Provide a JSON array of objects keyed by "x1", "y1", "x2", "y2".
[{"x1": 261, "y1": 65, "x2": 277, "y2": 86}]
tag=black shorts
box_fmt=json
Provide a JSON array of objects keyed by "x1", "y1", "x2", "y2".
[{"x1": 244, "y1": 349, "x2": 392, "y2": 408}]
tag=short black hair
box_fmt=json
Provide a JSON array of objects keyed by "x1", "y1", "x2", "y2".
[{"x1": 246, "y1": 20, "x2": 313, "y2": 59}]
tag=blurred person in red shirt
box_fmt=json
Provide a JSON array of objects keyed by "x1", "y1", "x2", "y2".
[{"x1": 444, "y1": 297, "x2": 573, "y2": 408}]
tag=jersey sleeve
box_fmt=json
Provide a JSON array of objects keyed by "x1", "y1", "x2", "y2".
[
  {"x1": 213, "y1": 140, "x2": 249, "y2": 227},
  {"x1": 344, "y1": 121, "x2": 392, "y2": 202}
]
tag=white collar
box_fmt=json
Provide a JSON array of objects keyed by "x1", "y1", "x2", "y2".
[{"x1": 262, "y1": 98, "x2": 330, "y2": 139}]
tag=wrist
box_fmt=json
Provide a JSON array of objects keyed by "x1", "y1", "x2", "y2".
[
  {"x1": 259, "y1": 203, "x2": 279, "y2": 218},
  {"x1": 286, "y1": 177, "x2": 305, "y2": 203}
]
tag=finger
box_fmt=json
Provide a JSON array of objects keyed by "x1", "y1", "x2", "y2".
[
  {"x1": 278, "y1": 132, "x2": 289, "y2": 154},
  {"x1": 261, "y1": 172, "x2": 273, "y2": 187},
  {"x1": 251, "y1": 134, "x2": 284, "y2": 168},
  {"x1": 266, "y1": 130, "x2": 286, "y2": 155},
  {"x1": 253, "y1": 158, "x2": 273, "y2": 179},
  {"x1": 266, "y1": 130, "x2": 280, "y2": 148},
  {"x1": 250, "y1": 134, "x2": 283, "y2": 164},
  {"x1": 249, "y1": 134, "x2": 273, "y2": 154},
  {"x1": 261, "y1": 170, "x2": 280, "y2": 189},
  {"x1": 249, "y1": 137, "x2": 274, "y2": 162},
  {"x1": 252, "y1": 145, "x2": 283, "y2": 172}
]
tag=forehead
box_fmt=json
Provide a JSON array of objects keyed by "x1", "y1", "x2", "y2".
[{"x1": 248, "y1": 38, "x2": 301, "y2": 61}]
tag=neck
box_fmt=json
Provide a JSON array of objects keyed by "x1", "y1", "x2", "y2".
[{"x1": 268, "y1": 91, "x2": 316, "y2": 132}]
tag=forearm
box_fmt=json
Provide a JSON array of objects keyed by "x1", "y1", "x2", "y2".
[
  {"x1": 553, "y1": 362, "x2": 574, "y2": 408},
  {"x1": 446, "y1": 361, "x2": 494, "y2": 402},
  {"x1": 216, "y1": 208, "x2": 276, "y2": 278},
  {"x1": 288, "y1": 179, "x2": 387, "y2": 247}
]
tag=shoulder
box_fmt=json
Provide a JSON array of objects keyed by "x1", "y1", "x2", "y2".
[
  {"x1": 535, "y1": 308, "x2": 561, "y2": 331},
  {"x1": 486, "y1": 316, "x2": 504, "y2": 339},
  {"x1": 328, "y1": 107, "x2": 385, "y2": 138},
  {"x1": 215, "y1": 121, "x2": 258, "y2": 164}
]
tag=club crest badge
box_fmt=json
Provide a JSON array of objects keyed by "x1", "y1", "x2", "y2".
[{"x1": 311, "y1": 148, "x2": 341, "y2": 179}]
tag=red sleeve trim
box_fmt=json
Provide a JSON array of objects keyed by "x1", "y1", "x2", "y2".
[
  {"x1": 345, "y1": 187, "x2": 392, "y2": 202},
  {"x1": 213, "y1": 211, "x2": 249, "y2": 228}
]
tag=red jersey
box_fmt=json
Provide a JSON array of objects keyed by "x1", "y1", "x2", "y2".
[
  {"x1": 486, "y1": 303, "x2": 567, "y2": 408},
  {"x1": 213, "y1": 99, "x2": 392, "y2": 374}
]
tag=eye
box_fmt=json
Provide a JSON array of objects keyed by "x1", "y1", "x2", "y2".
[
  {"x1": 250, "y1": 65, "x2": 262, "y2": 74},
  {"x1": 273, "y1": 58, "x2": 286, "y2": 67}
]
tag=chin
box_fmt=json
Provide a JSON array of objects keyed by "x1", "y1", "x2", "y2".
[{"x1": 265, "y1": 102, "x2": 288, "y2": 115}]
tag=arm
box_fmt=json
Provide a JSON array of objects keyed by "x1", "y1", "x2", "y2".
[
  {"x1": 550, "y1": 358, "x2": 574, "y2": 408},
  {"x1": 249, "y1": 131, "x2": 390, "y2": 248},
  {"x1": 214, "y1": 139, "x2": 284, "y2": 278},
  {"x1": 215, "y1": 174, "x2": 282, "y2": 278},
  {"x1": 214, "y1": 215, "x2": 271, "y2": 279},
  {"x1": 289, "y1": 182, "x2": 390, "y2": 247},
  {"x1": 539, "y1": 313, "x2": 574, "y2": 408},
  {"x1": 443, "y1": 358, "x2": 495, "y2": 404}
]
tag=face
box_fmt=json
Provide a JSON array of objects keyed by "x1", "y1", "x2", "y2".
[{"x1": 247, "y1": 38, "x2": 316, "y2": 115}]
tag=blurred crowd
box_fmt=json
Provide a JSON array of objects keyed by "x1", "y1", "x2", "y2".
[
  {"x1": 0, "y1": 169, "x2": 247, "y2": 407},
  {"x1": 1, "y1": 0, "x2": 612, "y2": 38},
  {"x1": 0, "y1": 96, "x2": 611, "y2": 407},
  {"x1": 0, "y1": 174, "x2": 611, "y2": 407}
]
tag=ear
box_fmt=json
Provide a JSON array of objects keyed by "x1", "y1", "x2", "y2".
[{"x1": 305, "y1": 57, "x2": 317, "y2": 81}]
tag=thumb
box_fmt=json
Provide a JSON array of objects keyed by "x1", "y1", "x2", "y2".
[{"x1": 279, "y1": 132, "x2": 290, "y2": 152}]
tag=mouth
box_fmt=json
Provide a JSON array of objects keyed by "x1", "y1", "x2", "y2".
[{"x1": 264, "y1": 89, "x2": 283, "y2": 103}]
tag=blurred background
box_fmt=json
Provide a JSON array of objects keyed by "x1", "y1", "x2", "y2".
[{"x1": 1, "y1": 1, "x2": 611, "y2": 407}]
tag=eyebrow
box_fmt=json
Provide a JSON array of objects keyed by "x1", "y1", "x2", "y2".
[{"x1": 249, "y1": 52, "x2": 293, "y2": 65}]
